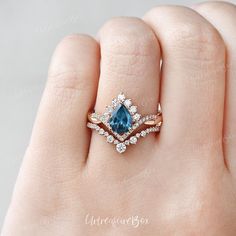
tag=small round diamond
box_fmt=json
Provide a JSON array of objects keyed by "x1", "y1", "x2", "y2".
[
  {"x1": 125, "y1": 140, "x2": 130, "y2": 145},
  {"x1": 141, "y1": 131, "x2": 146, "y2": 137},
  {"x1": 124, "y1": 99, "x2": 132, "y2": 108},
  {"x1": 130, "y1": 106, "x2": 137, "y2": 114},
  {"x1": 105, "y1": 106, "x2": 113, "y2": 113},
  {"x1": 114, "y1": 140, "x2": 119, "y2": 145},
  {"x1": 130, "y1": 136, "x2": 137, "y2": 144},
  {"x1": 136, "y1": 133, "x2": 141, "y2": 138},
  {"x1": 116, "y1": 143, "x2": 126, "y2": 153},
  {"x1": 112, "y1": 99, "x2": 117, "y2": 106},
  {"x1": 133, "y1": 113, "x2": 141, "y2": 121},
  {"x1": 107, "y1": 135, "x2": 114, "y2": 143},
  {"x1": 118, "y1": 93, "x2": 125, "y2": 102},
  {"x1": 99, "y1": 129, "x2": 105, "y2": 135},
  {"x1": 100, "y1": 116, "x2": 105, "y2": 122}
]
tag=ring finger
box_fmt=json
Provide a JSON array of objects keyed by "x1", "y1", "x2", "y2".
[{"x1": 87, "y1": 17, "x2": 161, "y2": 177}]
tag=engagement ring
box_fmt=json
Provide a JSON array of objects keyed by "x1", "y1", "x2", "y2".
[{"x1": 87, "y1": 93, "x2": 162, "y2": 154}]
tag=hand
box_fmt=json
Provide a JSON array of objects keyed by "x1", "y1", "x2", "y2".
[{"x1": 2, "y1": 2, "x2": 236, "y2": 235}]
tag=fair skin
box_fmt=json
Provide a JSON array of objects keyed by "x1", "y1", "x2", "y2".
[{"x1": 1, "y1": 1, "x2": 236, "y2": 235}]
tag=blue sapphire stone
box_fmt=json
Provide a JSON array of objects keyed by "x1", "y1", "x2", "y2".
[{"x1": 109, "y1": 104, "x2": 132, "y2": 134}]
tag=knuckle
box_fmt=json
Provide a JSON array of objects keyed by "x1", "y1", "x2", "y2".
[
  {"x1": 59, "y1": 33, "x2": 96, "y2": 47},
  {"x1": 99, "y1": 17, "x2": 159, "y2": 56},
  {"x1": 195, "y1": 1, "x2": 236, "y2": 30},
  {"x1": 167, "y1": 21, "x2": 223, "y2": 50},
  {"x1": 195, "y1": 1, "x2": 236, "y2": 14},
  {"x1": 47, "y1": 70, "x2": 90, "y2": 92},
  {"x1": 170, "y1": 25, "x2": 226, "y2": 76},
  {"x1": 57, "y1": 34, "x2": 99, "y2": 60},
  {"x1": 47, "y1": 34, "x2": 98, "y2": 92},
  {"x1": 145, "y1": 6, "x2": 225, "y2": 60},
  {"x1": 167, "y1": 25, "x2": 225, "y2": 62}
]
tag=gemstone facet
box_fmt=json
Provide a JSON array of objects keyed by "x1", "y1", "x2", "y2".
[{"x1": 109, "y1": 104, "x2": 133, "y2": 134}]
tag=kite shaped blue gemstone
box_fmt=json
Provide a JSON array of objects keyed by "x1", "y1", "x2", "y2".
[{"x1": 109, "y1": 104, "x2": 132, "y2": 134}]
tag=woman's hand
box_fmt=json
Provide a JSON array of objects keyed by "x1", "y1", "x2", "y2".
[{"x1": 2, "y1": 2, "x2": 236, "y2": 235}]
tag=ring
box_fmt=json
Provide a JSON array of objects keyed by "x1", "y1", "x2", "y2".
[{"x1": 87, "y1": 93, "x2": 162, "y2": 154}]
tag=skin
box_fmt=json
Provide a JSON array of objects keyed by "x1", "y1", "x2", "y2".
[{"x1": 1, "y1": 1, "x2": 236, "y2": 235}]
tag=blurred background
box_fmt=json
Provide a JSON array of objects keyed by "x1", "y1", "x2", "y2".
[{"x1": 1, "y1": 0, "x2": 235, "y2": 228}]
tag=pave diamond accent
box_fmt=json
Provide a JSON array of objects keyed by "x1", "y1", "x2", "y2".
[
  {"x1": 118, "y1": 93, "x2": 125, "y2": 102},
  {"x1": 124, "y1": 99, "x2": 132, "y2": 108},
  {"x1": 130, "y1": 106, "x2": 137, "y2": 114},
  {"x1": 133, "y1": 113, "x2": 141, "y2": 121},
  {"x1": 107, "y1": 135, "x2": 114, "y2": 143},
  {"x1": 99, "y1": 129, "x2": 105, "y2": 135},
  {"x1": 112, "y1": 99, "x2": 118, "y2": 106},
  {"x1": 130, "y1": 136, "x2": 137, "y2": 144},
  {"x1": 141, "y1": 131, "x2": 146, "y2": 137}
]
